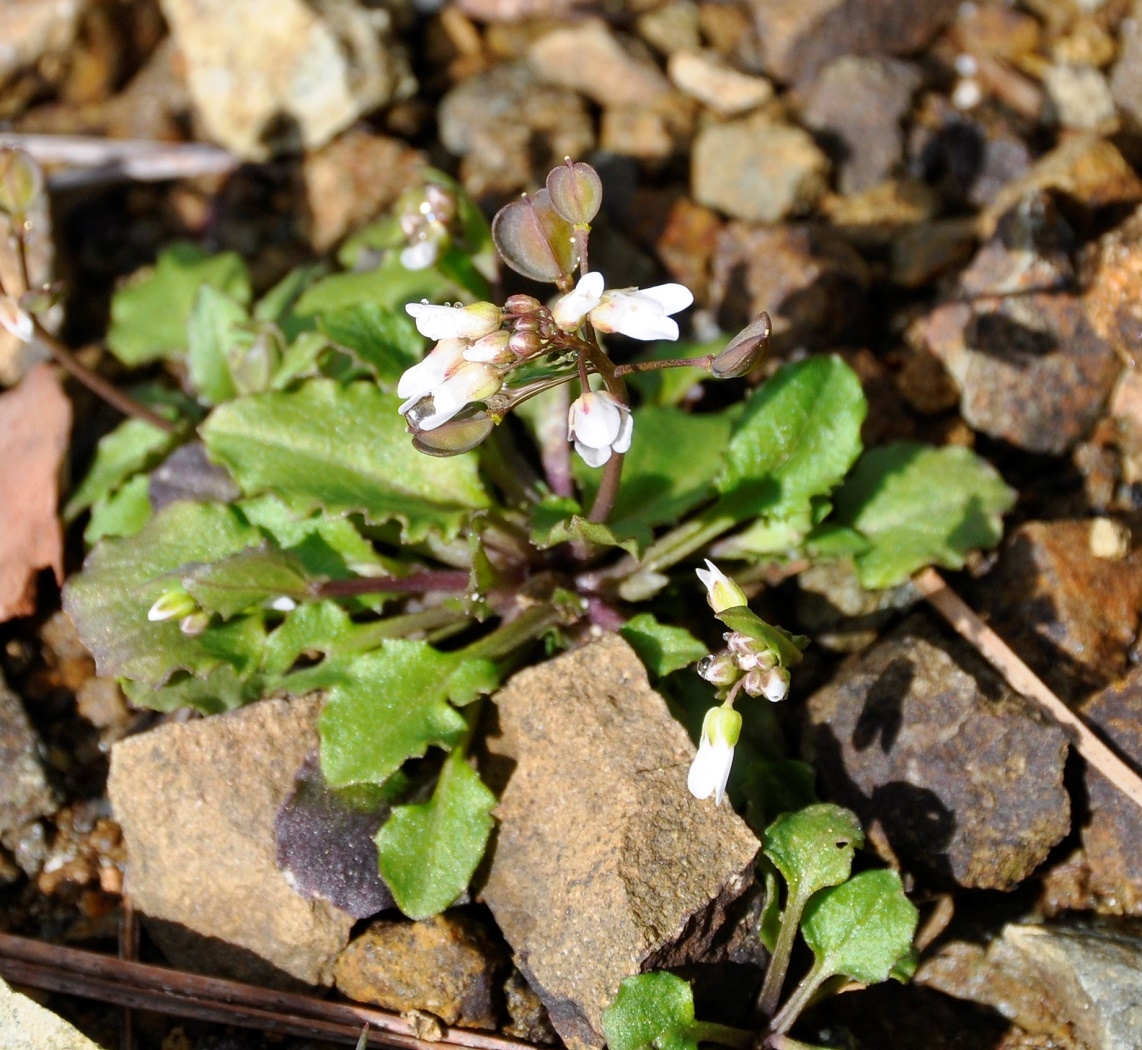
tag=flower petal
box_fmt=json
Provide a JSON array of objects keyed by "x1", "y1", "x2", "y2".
[
  {"x1": 405, "y1": 301, "x2": 502, "y2": 341},
  {"x1": 551, "y1": 270, "x2": 604, "y2": 331}
]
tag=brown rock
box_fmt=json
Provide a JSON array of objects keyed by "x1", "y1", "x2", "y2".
[
  {"x1": 0, "y1": 671, "x2": 57, "y2": 845},
  {"x1": 801, "y1": 56, "x2": 922, "y2": 194},
  {"x1": 803, "y1": 613, "x2": 1071, "y2": 890},
  {"x1": 751, "y1": 0, "x2": 958, "y2": 84},
  {"x1": 1083, "y1": 204, "x2": 1142, "y2": 370},
  {"x1": 600, "y1": 95, "x2": 695, "y2": 163},
  {"x1": 668, "y1": 49, "x2": 774, "y2": 116},
  {"x1": 503, "y1": 967, "x2": 559, "y2": 1044},
  {"x1": 481, "y1": 635, "x2": 759, "y2": 1050},
  {"x1": 0, "y1": 976, "x2": 105, "y2": 1050},
  {"x1": 1110, "y1": 0, "x2": 1142, "y2": 129},
  {"x1": 108, "y1": 696, "x2": 354, "y2": 987},
  {"x1": 334, "y1": 912, "x2": 505, "y2": 1028},
  {"x1": 972, "y1": 520, "x2": 1142, "y2": 704}
]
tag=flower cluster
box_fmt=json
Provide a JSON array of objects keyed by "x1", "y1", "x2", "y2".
[
  {"x1": 398, "y1": 183, "x2": 457, "y2": 271},
  {"x1": 552, "y1": 271, "x2": 693, "y2": 342}
]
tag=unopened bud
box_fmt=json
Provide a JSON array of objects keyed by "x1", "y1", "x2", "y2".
[
  {"x1": 701, "y1": 704, "x2": 743, "y2": 748},
  {"x1": 504, "y1": 294, "x2": 543, "y2": 316},
  {"x1": 491, "y1": 189, "x2": 578, "y2": 284},
  {"x1": 546, "y1": 158, "x2": 603, "y2": 226},
  {"x1": 697, "y1": 651, "x2": 741, "y2": 687},
  {"x1": 0, "y1": 295, "x2": 33, "y2": 342},
  {"x1": 148, "y1": 589, "x2": 199, "y2": 623},
  {"x1": 696, "y1": 558, "x2": 748, "y2": 613},
  {"x1": 508, "y1": 329, "x2": 543, "y2": 357},
  {"x1": 179, "y1": 611, "x2": 212, "y2": 637},
  {"x1": 0, "y1": 148, "x2": 44, "y2": 219},
  {"x1": 412, "y1": 411, "x2": 495, "y2": 457},
  {"x1": 710, "y1": 313, "x2": 771, "y2": 379},
  {"x1": 743, "y1": 665, "x2": 790, "y2": 702},
  {"x1": 463, "y1": 330, "x2": 513, "y2": 365},
  {"x1": 229, "y1": 329, "x2": 282, "y2": 395}
]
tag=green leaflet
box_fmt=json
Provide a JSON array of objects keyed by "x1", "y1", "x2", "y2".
[
  {"x1": 318, "y1": 302, "x2": 423, "y2": 385},
  {"x1": 601, "y1": 973, "x2": 699, "y2": 1050},
  {"x1": 763, "y1": 804, "x2": 865, "y2": 905},
  {"x1": 619, "y1": 613, "x2": 707, "y2": 678},
  {"x1": 64, "y1": 417, "x2": 176, "y2": 522}
]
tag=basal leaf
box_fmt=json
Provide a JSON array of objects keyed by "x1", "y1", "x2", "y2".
[
  {"x1": 375, "y1": 750, "x2": 495, "y2": 919},
  {"x1": 319, "y1": 302, "x2": 423, "y2": 385},
  {"x1": 62, "y1": 501, "x2": 264, "y2": 686},
  {"x1": 121, "y1": 664, "x2": 256, "y2": 714},
  {"x1": 107, "y1": 244, "x2": 251, "y2": 366},
  {"x1": 620, "y1": 613, "x2": 707, "y2": 678},
  {"x1": 716, "y1": 356, "x2": 866, "y2": 533},
  {"x1": 186, "y1": 285, "x2": 250, "y2": 405},
  {"x1": 530, "y1": 510, "x2": 650, "y2": 559},
  {"x1": 763, "y1": 804, "x2": 865, "y2": 905},
  {"x1": 65, "y1": 418, "x2": 177, "y2": 521},
  {"x1": 318, "y1": 642, "x2": 468, "y2": 787},
  {"x1": 262, "y1": 601, "x2": 358, "y2": 675},
  {"x1": 800, "y1": 869, "x2": 918, "y2": 985},
  {"x1": 601, "y1": 972, "x2": 698, "y2": 1050},
  {"x1": 201, "y1": 380, "x2": 489, "y2": 542},
  {"x1": 85, "y1": 473, "x2": 152, "y2": 542},
  {"x1": 181, "y1": 545, "x2": 313, "y2": 618},
  {"x1": 831, "y1": 442, "x2": 1016, "y2": 589}
]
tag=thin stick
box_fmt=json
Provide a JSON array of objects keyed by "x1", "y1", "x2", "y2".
[
  {"x1": 0, "y1": 933, "x2": 534, "y2": 1050},
  {"x1": 914, "y1": 567, "x2": 1142, "y2": 811},
  {"x1": 118, "y1": 894, "x2": 139, "y2": 1050}
]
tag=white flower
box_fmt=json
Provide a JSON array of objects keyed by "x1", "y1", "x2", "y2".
[
  {"x1": 567, "y1": 389, "x2": 633, "y2": 467},
  {"x1": 0, "y1": 295, "x2": 33, "y2": 342},
  {"x1": 397, "y1": 339, "x2": 468, "y2": 403},
  {"x1": 407, "y1": 362, "x2": 503, "y2": 431},
  {"x1": 405, "y1": 300, "x2": 502, "y2": 341},
  {"x1": 400, "y1": 238, "x2": 439, "y2": 271},
  {"x1": 688, "y1": 706, "x2": 742, "y2": 806},
  {"x1": 551, "y1": 271, "x2": 693, "y2": 340},
  {"x1": 695, "y1": 558, "x2": 748, "y2": 613}
]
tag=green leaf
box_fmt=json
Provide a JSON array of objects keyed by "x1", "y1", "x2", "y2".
[
  {"x1": 293, "y1": 253, "x2": 459, "y2": 317},
  {"x1": 122, "y1": 664, "x2": 257, "y2": 714},
  {"x1": 576, "y1": 406, "x2": 731, "y2": 531},
  {"x1": 716, "y1": 606, "x2": 807, "y2": 668},
  {"x1": 65, "y1": 418, "x2": 177, "y2": 521},
  {"x1": 107, "y1": 244, "x2": 250, "y2": 366},
  {"x1": 831, "y1": 442, "x2": 1016, "y2": 589},
  {"x1": 262, "y1": 601, "x2": 358, "y2": 675},
  {"x1": 85, "y1": 473, "x2": 153, "y2": 542},
  {"x1": 716, "y1": 356, "x2": 866, "y2": 535},
  {"x1": 319, "y1": 302, "x2": 423, "y2": 385},
  {"x1": 63, "y1": 501, "x2": 265, "y2": 686},
  {"x1": 763, "y1": 804, "x2": 865, "y2": 905},
  {"x1": 375, "y1": 750, "x2": 496, "y2": 919},
  {"x1": 619, "y1": 613, "x2": 707, "y2": 678},
  {"x1": 201, "y1": 380, "x2": 489, "y2": 542},
  {"x1": 601, "y1": 972, "x2": 698, "y2": 1050},
  {"x1": 446, "y1": 658, "x2": 502, "y2": 706},
  {"x1": 530, "y1": 509, "x2": 650, "y2": 559},
  {"x1": 180, "y1": 545, "x2": 313, "y2": 618},
  {"x1": 271, "y1": 331, "x2": 329, "y2": 389},
  {"x1": 318, "y1": 642, "x2": 468, "y2": 787},
  {"x1": 800, "y1": 869, "x2": 919, "y2": 984},
  {"x1": 186, "y1": 285, "x2": 250, "y2": 404}
]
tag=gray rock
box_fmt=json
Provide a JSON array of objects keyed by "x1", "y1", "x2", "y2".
[
  {"x1": 0, "y1": 670, "x2": 57, "y2": 853},
  {"x1": 108, "y1": 696, "x2": 354, "y2": 987},
  {"x1": 159, "y1": 0, "x2": 415, "y2": 160},
  {"x1": 0, "y1": 977, "x2": 105, "y2": 1050},
  {"x1": 803, "y1": 613, "x2": 1070, "y2": 890},
  {"x1": 480, "y1": 635, "x2": 759, "y2": 1050},
  {"x1": 692, "y1": 113, "x2": 830, "y2": 223},
  {"x1": 437, "y1": 61, "x2": 594, "y2": 201},
  {"x1": 801, "y1": 56, "x2": 922, "y2": 194},
  {"x1": 751, "y1": 0, "x2": 958, "y2": 84}
]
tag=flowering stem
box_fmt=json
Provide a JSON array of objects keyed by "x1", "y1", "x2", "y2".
[
  {"x1": 613, "y1": 353, "x2": 715, "y2": 377},
  {"x1": 460, "y1": 600, "x2": 573, "y2": 661},
  {"x1": 587, "y1": 449, "x2": 625, "y2": 524},
  {"x1": 315, "y1": 569, "x2": 471, "y2": 598},
  {"x1": 756, "y1": 884, "x2": 811, "y2": 1022}
]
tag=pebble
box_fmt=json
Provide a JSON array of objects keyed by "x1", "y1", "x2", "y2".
[
  {"x1": 480, "y1": 635, "x2": 759, "y2": 1050},
  {"x1": 667, "y1": 50, "x2": 774, "y2": 116},
  {"x1": 802, "y1": 612, "x2": 1070, "y2": 890},
  {"x1": 1043, "y1": 63, "x2": 1118, "y2": 132},
  {"x1": 108, "y1": 696, "x2": 354, "y2": 987},
  {"x1": 1083, "y1": 204, "x2": 1142, "y2": 369},
  {"x1": 1109, "y1": 1, "x2": 1142, "y2": 129},
  {"x1": 0, "y1": 0, "x2": 84, "y2": 113},
  {"x1": 158, "y1": 0, "x2": 415, "y2": 159},
  {"x1": 692, "y1": 112, "x2": 830, "y2": 223},
  {"x1": 0, "y1": 976, "x2": 105, "y2": 1050},
  {"x1": 0, "y1": 670, "x2": 57, "y2": 856},
  {"x1": 1089, "y1": 518, "x2": 1131, "y2": 560}
]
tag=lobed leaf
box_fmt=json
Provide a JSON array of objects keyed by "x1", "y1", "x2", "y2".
[
  {"x1": 319, "y1": 302, "x2": 423, "y2": 385},
  {"x1": 180, "y1": 545, "x2": 313, "y2": 618},
  {"x1": 619, "y1": 613, "x2": 707, "y2": 678},
  {"x1": 601, "y1": 972, "x2": 698, "y2": 1050},
  {"x1": 64, "y1": 417, "x2": 177, "y2": 522}
]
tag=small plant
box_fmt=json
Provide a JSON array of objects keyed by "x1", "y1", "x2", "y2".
[{"x1": 44, "y1": 152, "x2": 1011, "y2": 964}]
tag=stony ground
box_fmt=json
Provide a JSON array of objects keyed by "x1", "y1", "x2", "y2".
[{"x1": 3, "y1": 0, "x2": 1142, "y2": 1048}]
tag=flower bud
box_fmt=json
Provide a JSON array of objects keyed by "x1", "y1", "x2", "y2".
[
  {"x1": 411, "y1": 411, "x2": 495, "y2": 457},
  {"x1": 504, "y1": 294, "x2": 542, "y2": 316},
  {"x1": 0, "y1": 295, "x2": 33, "y2": 342},
  {"x1": 0, "y1": 147, "x2": 44, "y2": 219},
  {"x1": 697, "y1": 651, "x2": 740, "y2": 687},
  {"x1": 743, "y1": 665, "x2": 790, "y2": 702},
  {"x1": 508, "y1": 330, "x2": 543, "y2": 357},
  {"x1": 710, "y1": 313, "x2": 771, "y2": 379},
  {"x1": 229, "y1": 329, "x2": 282, "y2": 396},
  {"x1": 179, "y1": 611, "x2": 212, "y2": 637},
  {"x1": 148, "y1": 589, "x2": 199, "y2": 623},
  {"x1": 491, "y1": 189, "x2": 578, "y2": 283},
  {"x1": 696, "y1": 559, "x2": 748, "y2": 613},
  {"x1": 546, "y1": 158, "x2": 603, "y2": 226}
]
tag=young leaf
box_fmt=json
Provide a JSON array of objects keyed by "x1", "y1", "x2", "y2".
[
  {"x1": 201, "y1": 380, "x2": 489, "y2": 542},
  {"x1": 715, "y1": 356, "x2": 866, "y2": 532},
  {"x1": 318, "y1": 642, "x2": 468, "y2": 787},
  {"x1": 716, "y1": 606, "x2": 807, "y2": 668},
  {"x1": 121, "y1": 664, "x2": 256, "y2": 714},
  {"x1": 62, "y1": 501, "x2": 265, "y2": 686},
  {"x1": 186, "y1": 285, "x2": 249, "y2": 405},
  {"x1": 619, "y1": 613, "x2": 708, "y2": 679},
  {"x1": 85, "y1": 473, "x2": 152, "y2": 542},
  {"x1": 530, "y1": 509, "x2": 650, "y2": 559},
  {"x1": 262, "y1": 600, "x2": 359, "y2": 675},
  {"x1": 180, "y1": 544, "x2": 313, "y2": 618},
  {"x1": 831, "y1": 442, "x2": 1016, "y2": 589},
  {"x1": 601, "y1": 972, "x2": 698, "y2": 1050},
  {"x1": 800, "y1": 869, "x2": 919, "y2": 984},
  {"x1": 64, "y1": 418, "x2": 177, "y2": 522},
  {"x1": 375, "y1": 750, "x2": 496, "y2": 920},
  {"x1": 763, "y1": 804, "x2": 865, "y2": 902},
  {"x1": 319, "y1": 302, "x2": 423, "y2": 385},
  {"x1": 107, "y1": 244, "x2": 250, "y2": 366}
]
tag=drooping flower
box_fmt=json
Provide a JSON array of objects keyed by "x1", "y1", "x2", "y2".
[
  {"x1": 405, "y1": 300, "x2": 502, "y2": 341},
  {"x1": 403, "y1": 360, "x2": 503, "y2": 432},
  {"x1": 688, "y1": 706, "x2": 742, "y2": 806},
  {"x1": 695, "y1": 559, "x2": 748, "y2": 613},
  {"x1": 551, "y1": 271, "x2": 693, "y2": 341},
  {"x1": 567, "y1": 389, "x2": 633, "y2": 467}
]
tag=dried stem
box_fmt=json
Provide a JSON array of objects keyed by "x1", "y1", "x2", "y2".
[{"x1": 914, "y1": 567, "x2": 1142, "y2": 812}]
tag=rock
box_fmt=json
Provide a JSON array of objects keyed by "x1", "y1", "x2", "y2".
[
  {"x1": 1044, "y1": 63, "x2": 1118, "y2": 133},
  {"x1": 0, "y1": 670, "x2": 57, "y2": 862},
  {"x1": 795, "y1": 560, "x2": 920, "y2": 653},
  {"x1": 0, "y1": 0, "x2": 83, "y2": 110},
  {"x1": 0, "y1": 976, "x2": 105, "y2": 1050},
  {"x1": 890, "y1": 216, "x2": 977, "y2": 288},
  {"x1": 803, "y1": 613, "x2": 1071, "y2": 890},
  {"x1": 1083, "y1": 205, "x2": 1142, "y2": 370},
  {"x1": 667, "y1": 50, "x2": 774, "y2": 116},
  {"x1": 919, "y1": 924, "x2": 1142, "y2": 1050},
  {"x1": 692, "y1": 113, "x2": 829, "y2": 222},
  {"x1": 823, "y1": 178, "x2": 939, "y2": 250},
  {"x1": 707, "y1": 221, "x2": 869, "y2": 353},
  {"x1": 158, "y1": 0, "x2": 415, "y2": 160},
  {"x1": 625, "y1": 190, "x2": 722, "y2": 304},
  {"x1": 437, "y1": 61, "x2": 594, "y2": 202},
  {"x1": 108, "y1": 696, "x2": 354, "y2": 987},
  {"x1": 801, "y1": 56, "x2": 922, "y2": 195},
  {"x1": 456, "y1": 0, "x2": 589, "y2": 20},
  {"x1": 971, "y1": 520, "x2": 1142, "y2": 704},
  {"x1": 302, "y1": 130, "x2": 425, "y2": 252},
  {"x1": 600, "y1": 96, "x2": 695, "y2": 163},
  {"x1": 527, "y1": 20, "x2": 673, "y2": 108},
  {"x1": 636, "y1": 2, "x2": 702, "y2": 57},
  {"x1": 751, "y1": 0, "x2": 958, "y2": 84},
  {"x1": 334, "y1": 911, "x2": 505, "y2": 1028},
  {"x1": 480, "y1": 635, "x2": 760, "y2": 1050},
  {"x1": 1110, "y1": 1, "x2": 1142, "y2": 129},
  {"x1": 503, "y1": 967, "x2": 559, "y2": 1044}
]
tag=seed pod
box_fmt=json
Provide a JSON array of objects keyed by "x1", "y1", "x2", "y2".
[
  {"x1": 710, "y1": 312, "x2": 771, "y2": 379},
  {"x1": 546, "y1": 159, "x2": 603, "y2": 226},
  {"x1": 0, "y1": 148, "x2": 44, "y2": 220},
  {"x1": 411, "y1": 411, "x2": 495, "y2": 457},
  {"x1": 491, "y1": 189, "x2": 578, "y2": 284}
]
